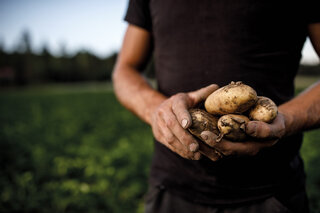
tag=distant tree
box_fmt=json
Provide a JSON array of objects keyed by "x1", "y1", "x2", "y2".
[
  {"x1": 59, "y1": 42, "x2": 68, "y2": 57},
  {"x1": 13, "y1": 30, "x2": 34, "y2": 85},
  {"x1": 41, "y1": 44, "x2": 51, "y2": 56},
  {"x1": 0, "y1": 39, "x2": 4, "y2": 53},
  {"x1": 298, "y1": 64, "x2": 320, "y2": 76},
  {"x1": 40, "y1": 43, "x2": 53, "y2": 81},
  {"x1": 105, "y1": 53, "x2": 117, "y2": 80},
  {"x1": 16, "y1": 30, "x2": 32, "y2": 54},
  {"x1": 0, "y1": 40, "x2": 5, "y2": 65}
]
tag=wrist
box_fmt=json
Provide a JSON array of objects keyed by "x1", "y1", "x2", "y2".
[
  {"x1": 278, "y1": 109, "x2": 294, "y2": 137},
  {"x1": 144, "y1": 94, "x2": 166, "y2": 125}
]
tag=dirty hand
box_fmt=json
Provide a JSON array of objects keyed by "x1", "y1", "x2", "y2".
[
  {"x1": 151, "y1": 84, "x2": 220, "y2": 160},
  {"x1": 200, "y1": 112, "x2": 286, "y2": 159}
]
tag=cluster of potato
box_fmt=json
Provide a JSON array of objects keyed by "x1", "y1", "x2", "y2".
[{"x1": 188, "y1": 81, "x2": 278, "y2": 142}]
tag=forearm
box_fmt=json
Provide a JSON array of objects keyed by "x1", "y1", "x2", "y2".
[
  {"x1": 112, "y1": 64, "x2": 166, "y2": 125},
  {"x1": 279, "y1": 80, "x2": 320, "y2": 136}
]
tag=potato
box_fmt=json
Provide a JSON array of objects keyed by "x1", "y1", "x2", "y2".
[
  {"x1": 188, "y1": 109, "x2": 222, "y2": 159},
  {"x1": 249, "y1": 96, "x2": 278, "y2": 123},
  {"x1": 217, "y1": 114, "x2": 250, "y2": 142},
  {"x1": 188, "y1": 108, "x2": 219, "y2": 139},
  {"x1": 205, "y1": 81, "x2": 258, "y2": 115}
]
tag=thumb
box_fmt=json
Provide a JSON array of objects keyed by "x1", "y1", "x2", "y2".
[{"x1": 188, "y1": 84, "x2": 219, "y2": 106}]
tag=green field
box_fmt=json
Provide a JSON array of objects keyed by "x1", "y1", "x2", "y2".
[{"x1": 1, "y1": 82, "x2": 320, "y2": 213}]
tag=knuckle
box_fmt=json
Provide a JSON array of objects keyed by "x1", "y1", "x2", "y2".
[
  {"x1": 171, "y1": 93, "x2": 186, "y2": 105},
  {"x1": 257, "y1": 124, "x2": 270, "y2": 138},
  {"x1": 171, "y1": 103, "x2": 180, "y2": 112},
  {"x1": 169, "y1": 94, "x2": 178, "y2": 102},
  {"x1": 174, "y1": 93, "x2": 185, "y2": 100},
  {"x1": 157, "y1": 107, "x2": 165, "y2": 117},
  {"x1": 176, "y1": 93, "x2": 190, "y2": 104},
  {"x1": 181, "y1": 134, "x2": 193, "y2": 145},
  {"x1": 165, "y1": 118, "x2": 175, "y2": 128},
  {"x1": 166, "y1": 135, "x2": 175, "y2": 145}
]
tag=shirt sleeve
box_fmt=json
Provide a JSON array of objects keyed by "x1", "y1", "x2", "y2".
[{"x1": 124, "y1": 0, "x2": 152, "y2": 31}]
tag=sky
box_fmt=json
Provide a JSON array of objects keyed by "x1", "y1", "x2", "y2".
[
  {"x1": 0, "y1": 0, "x2": 128, "y2": 57},
  {"x1": 0, "y1": 0, "x2": 319, "y2": 64}
]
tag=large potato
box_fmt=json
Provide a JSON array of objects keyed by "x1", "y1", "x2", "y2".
[
  {"x1": 205, "y1": 81, "x2": 258, "y2": 115},
  {"x1": 217, "y1": 114, "x2": 250, "y2": 142},
  {"x1": 249, "y1": 96, "x2": 278, "y2": 123}
]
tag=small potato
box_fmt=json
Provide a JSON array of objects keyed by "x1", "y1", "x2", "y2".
[
  {"x1": 249, "y1": 96, "x2": 278, "y2": 123},
  {"x1": 188, "y1": 109, "x2": 220, "y2": 139},
  {"x1": 217, "y1": 114, "x2": 250, "y2": 142},
  {"x1": 205, "y1": 81, "x2": 258, "y2": 115}
]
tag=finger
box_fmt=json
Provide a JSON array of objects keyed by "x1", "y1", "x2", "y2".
[
  {"x1": 220, "y1": 139, "x2": 277, "y2": 156},
  {"x1": 200, "y1": 132, "x2": 234, "y2": 156},
  {"x1": 188, "y1": 84, "x2": 219, "y2": 105},
  {"x1": 246, "y1": 121, "x2": 271, "y2": 138},
  {"x1": 155, "y1": 114, "x2": 180, "y2": 149},
  {"x1": 203, "y1": 135, "x2": 248, "y2": 156},
  {"x1": 198, "y1": 140, "x2": 223, "y2": 161},
  {"x1": 171, "y1": 94, "x2": 192, "y2": 129},
  {"x1": 246, "y1": 118, "x2": 285, "y2": 139},
  {"x1": 201, "y1": 130, "x2": 277, "y2": 157},
  {"x1": 158, "y1": 118, "x2": 200, "y2": 160},
  {"x1": 161, "y1": 109, "x2": 200, "y2": 153},
  {"x1": 200, "y1": 131, "x2": 219, "y2": 147},
  {"x1": 200, "y1": 130, "x2": 247, "y2": 156}
]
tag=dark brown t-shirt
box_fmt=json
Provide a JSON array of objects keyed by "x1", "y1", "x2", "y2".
[{"x1": 124, "y1": 0, "x2": 320, "y2": 205}]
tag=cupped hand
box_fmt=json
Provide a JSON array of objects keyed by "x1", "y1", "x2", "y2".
[
  {"x1": 200, "y1": 112, "x2": 287, "y2": 159},
  {"x1": 151, "y1": 84, "x2": 220, "y2": 160}
]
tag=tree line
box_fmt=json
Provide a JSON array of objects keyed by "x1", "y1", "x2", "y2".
[
  {"x1": 0, "y1": 31, "x2": 118, "y2": 86},
  {"x1": 0, "y1": 31, "x2": 318, "y2": 86}
]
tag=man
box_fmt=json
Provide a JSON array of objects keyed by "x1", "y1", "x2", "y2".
[{"x1": 112, "y1": 0, "x2": 320, "y2": 212}]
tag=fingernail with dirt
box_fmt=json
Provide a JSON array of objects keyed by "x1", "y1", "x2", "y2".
[
  {"x1": 201, "y1": 133, "x2": 208, "y2": 141},
  {"x1": 194, "y1": 152, "x2": 201, "y2": 160},
  {"x1": 189, "y1": 143, "x2": 199, "y2": 152},
  {"x1": 182, "y1": 119, "x2": 188, "y2": 128}
]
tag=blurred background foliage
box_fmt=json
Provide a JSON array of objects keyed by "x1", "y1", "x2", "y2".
[
  {"x1": 0, "y1": 30, "x2": 316, "y2": 87},
  {"x1": 0, "y1": 31, "x2": 320, "y2": 213},
  {"x1": 0, "y1": 31, "x2": 118, "y2": 86},
  {"x1": 0, "y1": 89, "x2": 153, "y2": 213}
]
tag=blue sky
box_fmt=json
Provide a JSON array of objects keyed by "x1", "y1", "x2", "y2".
[
  {"x1": 0, "y1": 0, "x2": 128, "y2": 57},
  {"x1": 0, "y1": 0, "x2": 319, "y2": 63}
]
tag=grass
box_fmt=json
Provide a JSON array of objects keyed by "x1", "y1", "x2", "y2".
[
  {"x1": 0, "y1": 80, "x2": 319, "y2": 212},
  {"x1": 295, "y1": 75, "x2": 320, "y2": 91},
  {"x1": 0, "y1": 86, "x2": 153, "y2": 213}
]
